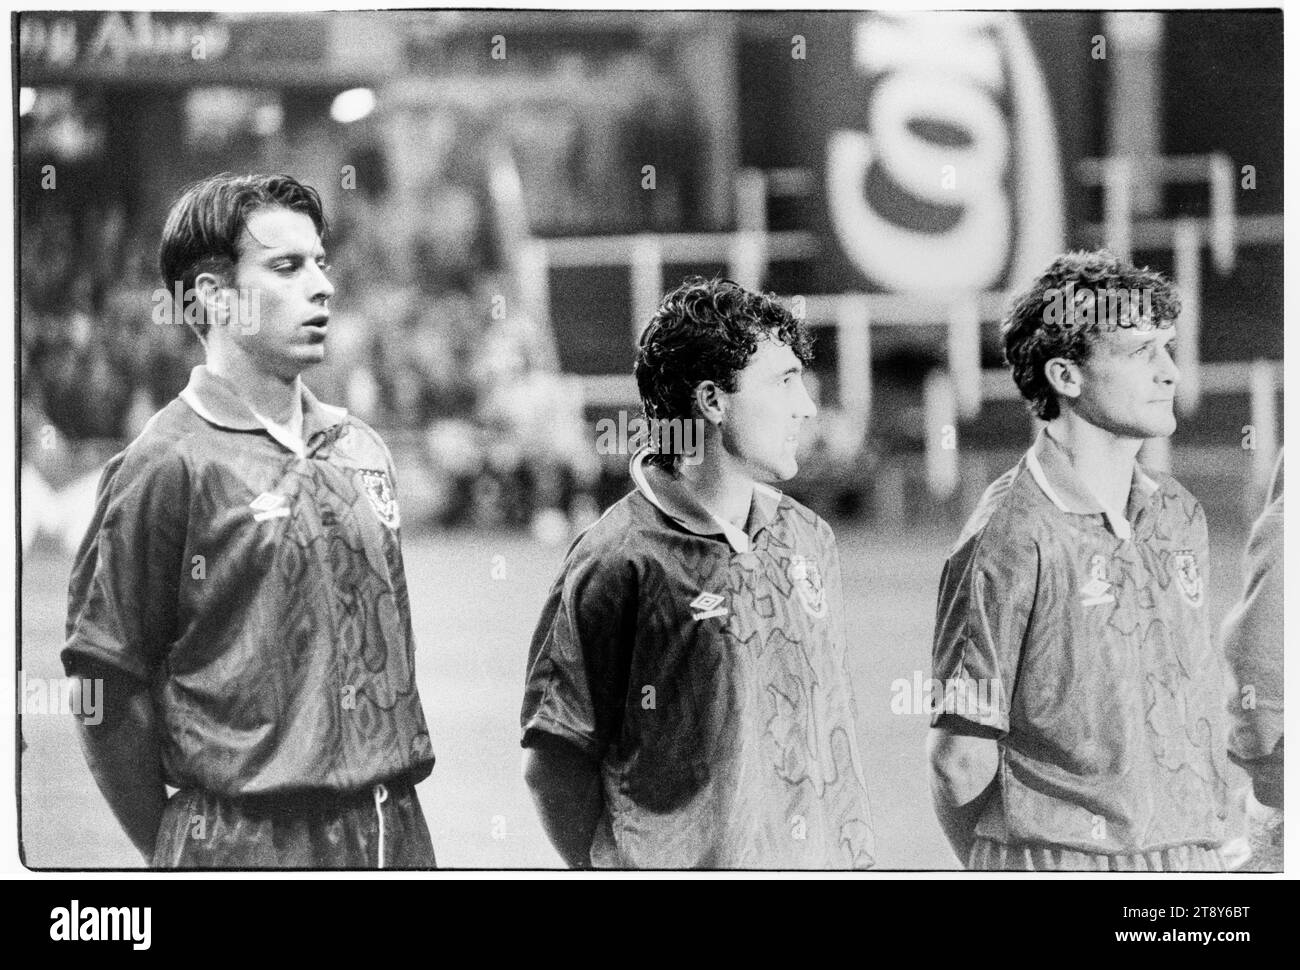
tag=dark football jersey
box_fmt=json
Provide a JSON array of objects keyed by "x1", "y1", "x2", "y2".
[
  {"x1": 63, "y1": 366, "x2": 434, "y2": 796},
  {"x1": 522, "y1": 450, "x2": 875, "y2": 869},
  {"x1": 932, "y1": 430, "x2": 1229, "y2": 853}
]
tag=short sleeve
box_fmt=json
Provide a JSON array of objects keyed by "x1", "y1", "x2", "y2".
[
  {"x1": 1221, "y1": 496, "x2": 1284, "y2": 762},
  {"x1": 817, "y1": 520, "x2": 850, "y2": 663},
  {"x1": 61, "y1": 441, "x2": 189, "y2": 683},
  {"x1": 520, "y1": 532, "x2": 635, "y2": 760},
  {"x1": 930, "y1": 524, "x2": 1038, "y2": 735},
  {"x1": 370, "y1": 425, "x2": 401, "y2": 493}
]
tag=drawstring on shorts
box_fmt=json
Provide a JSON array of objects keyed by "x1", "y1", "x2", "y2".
[{"x1": 373, "y1": 783, "x2": 389, "y2": 869}]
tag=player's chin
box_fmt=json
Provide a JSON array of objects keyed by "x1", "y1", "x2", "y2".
[
  {"x1": 766, "y1": 456, "x2": 800, "y2": 482},
  {"x1": 291, "y1": 344, "x2": 328, "y2": 369},
  {"x1": 1141, "y1": 411, "x2": 1177, "y2": 438}
]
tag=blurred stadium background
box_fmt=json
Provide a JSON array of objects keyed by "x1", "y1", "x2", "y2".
[{"x1": 18, "y1": 9, "x2": 1282, "y2": 868}]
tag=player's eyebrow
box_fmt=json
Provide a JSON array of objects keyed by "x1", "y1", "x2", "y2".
[
  {"x1": 243, "y1": 222, "x2": 326, "y2": 260},
  {"x1": 780, "y1": 363, "x2": 804, "y2": 377},
  {"x1": 257, "y1": 243, "x2": 327, "y2": 263}
]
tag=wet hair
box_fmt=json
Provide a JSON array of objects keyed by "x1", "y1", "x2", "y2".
[
  {"x1": 1002, "y1": 249, "x2": 1180, "y2": 420},
  {"x1": 158, "y1": 173, "x2": 327, "y2": 337},
  {"x1": 634, "y1": 276, "x2": 813, "y2": 468}
]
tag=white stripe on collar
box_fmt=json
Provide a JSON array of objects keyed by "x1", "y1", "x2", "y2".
[
  {"x1": 179, "y1": 384, "x2": 237, "y2": 429},
  {"x1": 250, "y1": 408, "x2": 307, "y2": 460},
  {"x1": 1025, "y1": 447, "x2": 1071, "y2": 514},
  {"x1": 1134, "y1": 466, "x2": 1160, "y2": 495},
  {"x1": 1025, "y1": 447, "x2": 1132, "y2": 541},
  {"x1": 629, "y1": 449, "x2": 753, "y2": 554}
]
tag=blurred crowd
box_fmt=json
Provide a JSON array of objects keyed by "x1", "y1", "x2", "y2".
[{"x1": 20, "y1": 192, "x2": 601, "y2": 539}]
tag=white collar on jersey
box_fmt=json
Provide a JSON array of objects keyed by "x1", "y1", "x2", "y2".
[
  {"x1": 1024, "y1": 430, "x2": 1161, "y2": 541},
  {"x1": 629, "y1": 447, "x2": 781, "y2": 555},
  {"x1": 179, "y1": 365, "x2": 347, "y2": 458}
]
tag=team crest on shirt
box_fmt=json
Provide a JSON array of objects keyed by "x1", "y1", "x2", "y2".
[
  {"x1": 359, "y1": 469, "x2": 400, "y2": 529},
  {"x1": 787, "y1": 555, "x2": 828, "y2": 619},
  {"x1": 1174, "y1": 549, "x2": 1203, "y2": 607},
  {"x1": 1080, "y1": 554, "x2": 1115, "y2": 606}
]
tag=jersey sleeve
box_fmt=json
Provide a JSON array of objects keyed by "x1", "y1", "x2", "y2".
[
  {"x1": 930, "y1": 521, "x2": 1039, "y2": 735},
  {"x1": 520, "y1": 530, "x2": 635, "y2": 760},
  {"x1": 1221, "y1": 496, "x2": 1284, "y2": 763},
  {"x1": 61, "y1": 440, "x2": 189, "y2": 683}
]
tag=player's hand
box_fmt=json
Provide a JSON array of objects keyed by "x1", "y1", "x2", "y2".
[{"x1": 1230, "y1": 790, "x2": 1283, "y2": 872}]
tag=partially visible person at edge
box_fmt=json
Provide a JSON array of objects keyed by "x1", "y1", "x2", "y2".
[{"x1": 1221, "y1": 450, "x2": 1284, "y2": 871}]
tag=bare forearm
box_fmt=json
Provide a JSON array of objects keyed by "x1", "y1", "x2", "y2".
[
  {"x1": 928, "y1": 726, "x2": 1000, "y2": 867},
  {"x1": 931, "y1": 783, "x2": 995, "y2": 867},
  {"x1": 75, "y1": 682, "x2": 166, "y2": 862},
  {"x1": 523, "y1": 740, "x2": 604, "y2": 868},
  {"x1": 1242, "y1": 740, "x2": 1284, "y2": 809}
]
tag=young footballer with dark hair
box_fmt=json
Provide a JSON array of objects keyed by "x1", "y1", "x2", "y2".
[
  {"x1": 62, "y1": 173, "x2": 437, "y2": 868},
  {"x1": 520, "y1": 277, "x2": 875, "y2": 869},
  {"x1": 927, "y1": 250, "x2": 1229, "y2": 870}
]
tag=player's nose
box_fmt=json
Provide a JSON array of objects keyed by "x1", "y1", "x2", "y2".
[
  {"x1": 1156, "y1": 348, "x2": 1179, "y2": 387},
  {"x1": 796, "y1": 380, "x2": 818, "y2": 420},
  {"x1": 308, "y1": 261, "x2": 334, "y2": 302}
]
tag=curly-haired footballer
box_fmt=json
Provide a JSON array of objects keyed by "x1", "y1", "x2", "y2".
[
  {"x1": 521, "y1": 277, "x2": 875, "y2": 869},
  {"x1": 928, "y1": 250, "x2": 1229, "y2": 870}
]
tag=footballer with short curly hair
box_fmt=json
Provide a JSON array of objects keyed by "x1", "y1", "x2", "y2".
[
  {"x1": 1002, "y1": 249, "x2": 1182, "y2": 421},
  {"x1": 521, "y1": 276, "x2": 875, "y2": 869},
  {"x1": 928, "y1": 250, "x2": 1229, "y2": 871},
  {"x1": 635, "y1": 276, "x2": 814, "y2": 466}
]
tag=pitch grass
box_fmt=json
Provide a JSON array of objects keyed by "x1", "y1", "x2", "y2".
[{"x1": 19, "y1": 515, "x2": 1250, "y2": 871}]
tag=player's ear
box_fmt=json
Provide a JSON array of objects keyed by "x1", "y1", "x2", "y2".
[
  {"x1": 1043, "y1": 356, "x2": 1082, "y2": 401},
  {"x1": 693, "y1": 380, "x2": 726, "y2": 426},
  {"x1": 194, "y1": 271, "x2": 230, "y2": 330}
]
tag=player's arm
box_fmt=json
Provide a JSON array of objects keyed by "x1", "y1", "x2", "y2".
[
  {"x1": 62, "y1": 444, "x2": 186, "y2": 864},
  {"x1": 1222, "y1": 495, "x2": 1284, "y2": 809},
  {"x1": 71, "y1": 660, "x2": 167, "y2": 862},
  {"x1": 928, "y1": 721, "x2": 999, "y2": 866},
  {"x1": 927, "y1": 514, "x2": 1034, "y2": 867},
  {"x1": 522, "y1": 733, "x2": 604, "y2": 869},
  {"x1": 1238, "y1": 742, "x2": 1283, "y2": 809},
  {"x1": 520, "y1": 533, "x2": 634, "y2": 869}
]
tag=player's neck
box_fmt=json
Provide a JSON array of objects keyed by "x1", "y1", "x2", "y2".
[
  {"x1": 205, "y1": 344, "x2": 304, "y2": 428},
  {"x1": 676, "y1": 446, "x2": 754, "y2": 530},
  {"x1": 1045, "y1": 414, "x2": 1144, "y2": 516}
]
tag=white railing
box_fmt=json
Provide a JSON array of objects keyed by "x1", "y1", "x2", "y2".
[
  {"x1": 526, "y1": 167, "x2": 819, "y2": 347},
  {"x1": 540, "y1": 160, "x2": 1280, "y2": 505},
  {"x1": 1075, "y1": 153, "x2": 1283, "y2": 416},
  {"x1": 922, "y1": 360, "x2": 1282, "y2": 512}
]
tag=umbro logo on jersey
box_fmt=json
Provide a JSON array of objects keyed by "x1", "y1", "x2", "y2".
[
  {"x1": 1081, "y1": 554, "x2": 1114, "y2": 606},
  {"x1": 690, "y1": 592, "x2": 728, "y2": 621},
  {"x1": 1080, "y1": 578, "x2": 1115, "y2": 607},
  {"x1": 249, "y1": 492, "x2": 290, "y2": 522}
]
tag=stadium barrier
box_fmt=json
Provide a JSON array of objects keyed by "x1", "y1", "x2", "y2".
[
  {"x1": 922, "y1": 360, "x2": 1282, "y2": 515},
  {"x1": 541, "y1": 158, "x2": 1280, "y2": 514}
]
